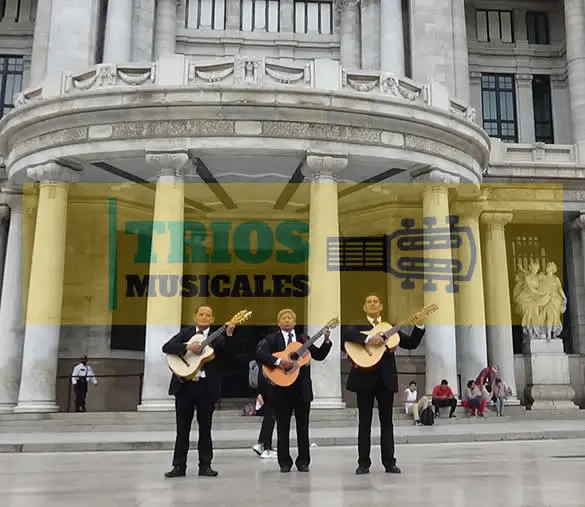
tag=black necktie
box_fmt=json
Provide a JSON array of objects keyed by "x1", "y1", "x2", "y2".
[
  {"x1": 372, "y1": 319, "x2": 379, "y2": 327},
  {"x1": 287, "y1": 332, "x2": 293, "y2": 345}
]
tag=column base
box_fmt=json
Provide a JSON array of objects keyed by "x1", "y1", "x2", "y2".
[
  {"x1": 524, "y1": 384, "x2": 579, "y2": 410},
  {"x1": 137, "y1": 399, "x2": 174, "y2": 412},
  {"x1": 13, "y1": 401, "x2": 59, "y2": 413},
  {"x1": 0, "y1": 403, "x2": 15, "y2": 413},
  {"x1": 311, "y1": 398, "x2": 346, "y2": 409}
]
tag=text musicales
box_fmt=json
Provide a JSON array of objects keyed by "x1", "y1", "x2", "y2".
[{"x1": 125, "y1": 273, "x2": 309, "y2": 298}]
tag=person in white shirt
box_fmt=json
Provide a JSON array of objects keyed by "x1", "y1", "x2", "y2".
[
  {"x1": 403, "y1": 380, "x2": 429, "y2": 425},
  {"x1": 71, "y1": 356, "x2": 97, "y2": 412}
]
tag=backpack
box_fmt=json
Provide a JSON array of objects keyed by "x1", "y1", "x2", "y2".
[
  {"x1": 248, "y1": 360, "x2": 260, "y2": 390},
  {"x1": 420, "y1": 406, "x2": 435, "y2": 426}
]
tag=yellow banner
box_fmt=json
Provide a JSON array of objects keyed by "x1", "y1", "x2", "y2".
[{"x1": 21, "y1": 182, "x2": 564, "y2": 329}]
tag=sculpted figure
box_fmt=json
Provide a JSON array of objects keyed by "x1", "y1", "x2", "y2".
[{"x1": 512, "y1": 259, "x2": 567, "y2": 341}]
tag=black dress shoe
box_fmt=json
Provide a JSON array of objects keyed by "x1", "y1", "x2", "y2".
[
  {"x1": 355, "y1": 466, "x2": 370, "y2": 475},
  {"x1": 198, "y1": 466, "x2": 219, "y2": 477},
  {"x1": 385, "y1": 465, "x2": 401, "y2": 474},
  {"x1": 296, "y1": 465, "x2": 309, "y2": 472},
  {"x1": 280, "y1": 465, "x2": 292, "y2": 473},
  {"x1": 164, "y1": 466, "x2": 186, "y2": 478}
]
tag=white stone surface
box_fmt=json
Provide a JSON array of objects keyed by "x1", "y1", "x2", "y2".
[
  {"x1": 103, "y1": 0, "x2": 133, "y2": 63},
  {"x1": 0, "y1": 196, "x2": 24, "y2": 412},
  {"x1": 379, "y1": 0, "x2": 404, "y2": 75}
]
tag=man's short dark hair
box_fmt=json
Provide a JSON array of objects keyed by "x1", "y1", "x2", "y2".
[
  {"x1": 441, "y1": 379, "x2": 448, "y2": 385},
  {"x1": 364, "y1": 293, "x2": 381, "y2": 303},
  {"x1": 409, "y1": 380, "x2": 417, "y2": 386}
]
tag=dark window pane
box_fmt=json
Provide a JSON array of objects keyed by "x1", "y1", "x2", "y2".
[
  {"x1": 0, "y1": 55, "x2": 25, "y2": 119},
  {"x1": 481, "y1": 73, "x2": 518, "y2": 142}
]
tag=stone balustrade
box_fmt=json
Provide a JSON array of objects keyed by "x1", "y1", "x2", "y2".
[
  {"x1": 12, "y1": 55, "x2": 476, "y2": 123},
  {"x1": 486, "y1": 137, "x2": 585, "y2": 179}
]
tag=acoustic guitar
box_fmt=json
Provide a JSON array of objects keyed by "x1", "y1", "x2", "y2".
[
  {"x1": 166, "y1": 309, "x2": 253, "y2": 380},
  {"x1": 344, "y1": 304, "x2": 438, "y2": 369},
  {"x1": 262, "y1": 317, "x2": 339, "y2": 387}
]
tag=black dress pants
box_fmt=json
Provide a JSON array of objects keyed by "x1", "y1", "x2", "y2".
[
  {"x1": 257, "y1": 385, "x2": 275, "y2": 450},
  {"x1": 172, "y1": 379, "x2": 215, "y2": 469},
  {"x1": 274, "y1": 383, "x2": 310, "y2": 469},
  {"x1": 74, "y1": 381, "x2": 88, "y2": 412},
  {"x1": 356, "y1": 375, "x2": 395, "y2": 469}
]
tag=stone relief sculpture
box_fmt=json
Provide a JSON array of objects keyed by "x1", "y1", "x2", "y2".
[{"x1": 513, "y1": 259, "x2": 567, "y2": 341}]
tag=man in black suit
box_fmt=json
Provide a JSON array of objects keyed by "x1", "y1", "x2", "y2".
[
  {"x1": 343, "y1": 294, "x2": 425, "y2": 475},
  {"x1": 162, "y1": 305, "x2": 236, "y2": 478},
  {"x1": 256, "y1": 308, "x2": 332, "y2": 473}
]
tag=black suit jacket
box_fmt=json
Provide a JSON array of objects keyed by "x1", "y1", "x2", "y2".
[
  {"x1": 343, "y1": 321, "x2": 425, "y2": 393},
  {"x1": 256, "y1": 329, "x2": 332, "y2": 404},
  {"x1": 161, "y1": 325, "x2": 228, "y2": 402}
]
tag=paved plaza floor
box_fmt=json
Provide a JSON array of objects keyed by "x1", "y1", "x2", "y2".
[{"x1": 2, "y1": 439, "x2": 585, "y2": 507}]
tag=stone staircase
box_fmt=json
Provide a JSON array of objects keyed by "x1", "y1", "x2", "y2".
[{"x1": 0, "y1": 404, "x2": 563, "y2": 434}]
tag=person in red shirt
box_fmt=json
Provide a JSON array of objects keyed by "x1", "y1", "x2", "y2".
[{"x1": 431, "y1": 379, "x2": 457, "y2": 418}]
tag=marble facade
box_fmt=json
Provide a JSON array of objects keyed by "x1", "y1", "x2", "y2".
[{"x1": 0, "y1": 0, "x2": 583, "y2": 413}]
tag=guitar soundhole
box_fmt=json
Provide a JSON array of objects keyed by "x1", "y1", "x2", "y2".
[{"x1": 289, "y1": 352, "x2": 299, "y2": 361}]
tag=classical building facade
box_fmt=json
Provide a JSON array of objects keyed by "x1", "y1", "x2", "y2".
[{"x1": 0, "y1": 0, "x2": 584, "y2": 413}]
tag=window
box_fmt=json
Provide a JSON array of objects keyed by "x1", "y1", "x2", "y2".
[
  {"x1": 294, "y1": 0, "x2": 333, "y2": 35},
  {"x1": 241, "y1": 0, "x2": 280, "y2": 32},
  {"x1": 402, "y1": 0, "x2": 411, "y2": 78},
  {"x1": 526, "y1": 11, "x2": 549, "y2": 45},
  {"x1": 481, "y1": 74, "x2": 518, "y2": 142},
  {"x1": 0, "y1": 56, "x2": 24, "y2": 118},
  {"x1": 476, "y1": 9, "x2": 514, "y2": 43},
  {"x1": 532, "y1": 75, "x2": 554, "y2": 144},
  {"x1": 185, "y1": 0, "x2": 226, "y2": 30}
]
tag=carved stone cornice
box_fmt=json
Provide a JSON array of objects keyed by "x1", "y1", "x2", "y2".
[
  {"x1": 145, "y1": 151, "x2": 189, "y2": 179},
  {"x1": 480, "y1": 212, "x2": 513, "y2": 229}
]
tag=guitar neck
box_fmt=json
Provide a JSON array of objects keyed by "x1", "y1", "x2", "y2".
[
  {"x1": 381, "y1": 320, "x2": 417, "y2": 340},
  {"x1": 297, "y1": 326, "x2": 328, "y2": 356},
  {"x1": 201, "y1": 325, "x2": 226, "y2": 348}
]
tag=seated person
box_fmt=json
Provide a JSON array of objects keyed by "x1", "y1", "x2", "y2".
[
  {"x1": 431, "y1": 379, "x2": 457, "y2": 418},
  {"x1": 464, "y1": 380, "x2": 487, "y2": 417},
  {"x1": 403, "y1": 380, "x2": 429, "y2": 425}
]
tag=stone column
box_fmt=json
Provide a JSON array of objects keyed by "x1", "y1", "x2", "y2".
[
  {"x1": 30, "y1": 0, "x2": 53, "y2": 86},
  {"x1": 137, "y1": 151, "x2": 187, "y2": 411},
  {"x1": 451, "y1": 0, "x2": 470, "y2": 102},
  {"x1": 339, "y1": 0, "x2": 361, "y2": 69},
  {"x1": 14, "y1": 163, "x2": 76, "y2": 413},
  {"x1": 103, "y1": 0, "x2": 133, "y2": 63},
  {"x1": 360, "y1": 0, "x2": 379, "y2": 69},
  {"x1": 452, "y1": 199, "x2": 488, "y2": 387},
  {"x1": 480, "y1": 212, "x2": 518, "y2": 401},
  {"x1": 303, "y1": 153, "x2": 347, "y2": 409},
  {"x1": 0, "y1": 194, "x2": 24, "y2": 413},
  {"x1": 564, "y1": 0, "x2": 585, "y2": 150},
  {"x1": 0, "y1": 204, "x2": 9, "y2": 300},
  {"x1": 516, "y1": 74, "x2": 535, "y2": 144},
  {"x1": 154, "y1": 0, "x2": 178, "y2": 57},
  {"x1": 415, "y1": 170, "x2": 459, "y2": 397},
  {"x1": 380, "y1": 0, "x2": 404, "y2": 75}
]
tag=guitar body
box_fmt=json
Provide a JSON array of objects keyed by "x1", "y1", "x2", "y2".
[
  {"x1": 344, "y1": 325, "x2": 401, "y2": 369},
  {"x1": 262, "y1": 342, "x2": 312, "y2": 387},
  {"x1": 166, "y1": 333, "x2": 215, "y2": 380}
]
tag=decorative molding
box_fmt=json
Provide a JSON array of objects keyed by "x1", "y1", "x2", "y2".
[
  {"x1": 63, "y1": 63, "x2": 155, "y2": 94},
  {"x1": 145, "y1": 151, "x2": 189, "y2": 178},
  {"x1": 303, "y1": 153, "x2": 349, "y2": 180},
  {"x1": 27, "y1": 161, "x2": 80, "y2": 183}
]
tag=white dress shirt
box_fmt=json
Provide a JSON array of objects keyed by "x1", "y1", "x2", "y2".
[
  {"x1": 192, "y1": 326, "x2": 209, "y2": 379},
  {"x1": 365, "y1": 316, "x2": 425, "y2": 343},
  {"x1": 71, "y1": 363, "x2": 98, "y2": 385}
]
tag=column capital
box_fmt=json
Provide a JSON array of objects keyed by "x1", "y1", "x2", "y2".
[
  {"x1": 412, "y1": 168, "x2": 460, "y2": 185},
  {"x1": 572, "y1": 213, "x2": 585, "y2": 231},
  {"x1": 1, "y1": 190, "x2": 23, "y2": 211},
  {"x1": 452, "y1": 198, "x2": 487, "y2": 219},
  {"x1": 303, "y1": 153, "x2": 348, "y2": 181},
  {"x1": 480, "y1": 211, "x2": 513, "y2": 228},
  {"x1": 26, "y1": 162, "x2": 79, "y2": 183},
  {"x1": 145, "y1": 150, "x2": 189, "y2": 178}
]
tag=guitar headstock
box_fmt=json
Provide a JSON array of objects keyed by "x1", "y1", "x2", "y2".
[
  {"x1": 228, "y1": 310, "x2": 253, "y2": 326},
  {"x1": 422, "y1": 304, "x2": 439, "y2": 315},
  {"x1": 325, "y1": 317, "x2": 340, "y2": 329}
]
